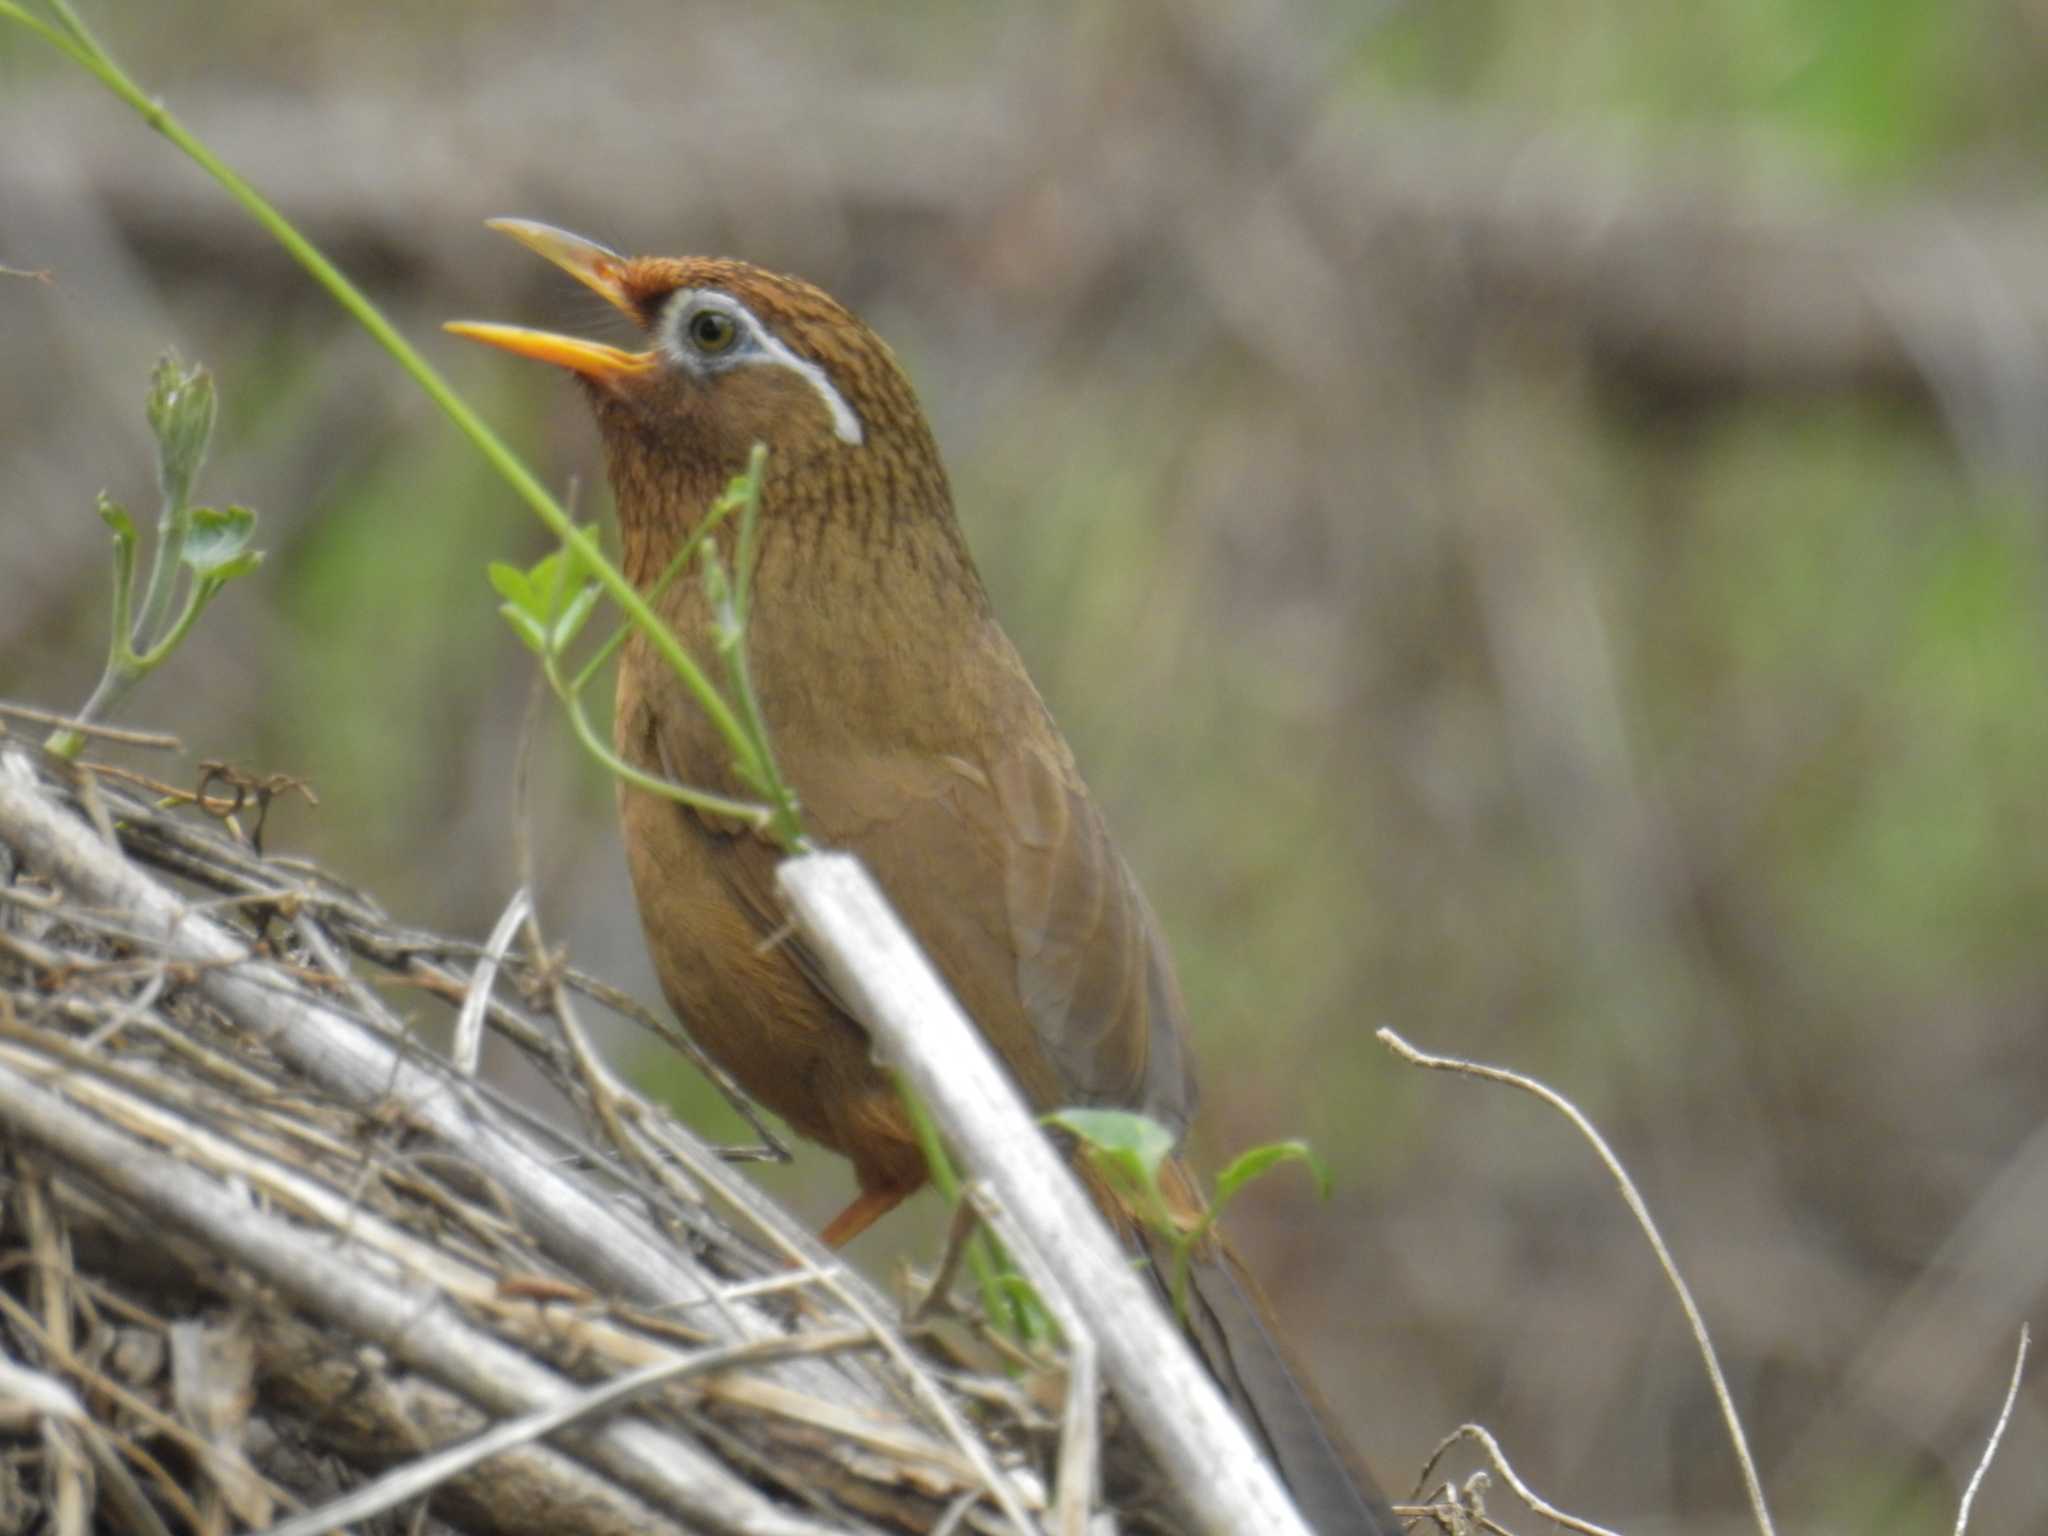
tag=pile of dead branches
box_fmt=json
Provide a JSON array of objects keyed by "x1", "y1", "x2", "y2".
[{"x1": 0, "y1": 722, "x2": 1142, "y2": 1536}]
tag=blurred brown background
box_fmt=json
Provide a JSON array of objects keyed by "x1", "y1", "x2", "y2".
[{"x1": 8, "y1": 2, "x2": 2048, "y2": 1530}]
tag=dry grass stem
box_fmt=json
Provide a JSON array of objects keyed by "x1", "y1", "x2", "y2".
[
  {"x1": 451, "y1": 886, "x2": 531, "y2": 1075},
  {"x1": 0, "y1": 701, "x2": 180, "y2": 750},
  {"x1": 1954, "y1": 1324, "x2": 2029, "y2": 1536}
]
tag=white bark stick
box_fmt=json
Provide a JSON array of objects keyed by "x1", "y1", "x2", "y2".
[{"x1": 777, "y1": 851, "x2": 1311, "y2": 1536}]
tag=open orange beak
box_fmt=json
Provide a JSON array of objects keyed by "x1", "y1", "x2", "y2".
[{"x1": 444, "y1": 219, "x2": 657, "y2": 378}]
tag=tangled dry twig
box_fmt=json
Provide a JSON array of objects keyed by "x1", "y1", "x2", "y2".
[{"x1": 0, "y1": 733, "x2": 1152, "y2": 1536}]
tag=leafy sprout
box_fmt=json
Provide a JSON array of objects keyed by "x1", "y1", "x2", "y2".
[
  {"x1": 485, "y1": 443, "x2": 801, "y2": 839},
  {"x1": 48, "y1": 354, "x2": 263, "y2": 760},
  {"x1": 1047, "y1": 1107, "x2": 1330, "y2": 1318}
]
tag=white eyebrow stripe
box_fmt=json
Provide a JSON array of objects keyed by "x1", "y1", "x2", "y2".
[
  {"x1": 660, "y1": 289, "x2": 865, "y2": 447},
  {"x1": 741, "y1": 332, "x2": 865, "y2": 446}
]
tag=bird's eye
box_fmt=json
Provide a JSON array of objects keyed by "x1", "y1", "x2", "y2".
[{"x1": 686, "y1": 309, "x2": 739, "y2": 354}]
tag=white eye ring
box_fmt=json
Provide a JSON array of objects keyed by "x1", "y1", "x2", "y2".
[{"x1": 659, "y1": 289, "x2": 864, "y2": 446}]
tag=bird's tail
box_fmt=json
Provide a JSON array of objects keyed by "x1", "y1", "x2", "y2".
[{"x1": 1130, "y1": 1157, "x2": 1402, "y2": 1536}]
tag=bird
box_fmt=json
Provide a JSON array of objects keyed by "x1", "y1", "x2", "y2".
[{"x1": 448, "y1": 218, "x2": 1398, "y2": 1535}]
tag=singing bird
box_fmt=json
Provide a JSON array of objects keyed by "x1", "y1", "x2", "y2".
[{"x1": 449, "y1": 220, "x2": 1395, "y2": 1534}]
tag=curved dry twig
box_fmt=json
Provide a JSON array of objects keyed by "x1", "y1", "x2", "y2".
[
  {"x1": 1408, "y1": 1421, "x2": 1621, "y2": 1536},
  {"x1": 1955, "y1": 1324, "x2": 2030, "y2": 1536},
  {"x1": 1379, "y1": 1025, "x2": 1776, "y2": 1536}
]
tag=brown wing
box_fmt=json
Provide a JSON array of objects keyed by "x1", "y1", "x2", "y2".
[
  {"x1": 977, "y1": 741, "x2": 1196, "y2": 1135},
  {"x1": 657, "y1": 716, "x2": 1196, "y2": 1135}
]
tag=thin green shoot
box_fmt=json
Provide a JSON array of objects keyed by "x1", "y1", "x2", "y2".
[
  {"x1": 897, "y1": 1075, "x2": 1046, "y2": 1345},
  {"x1": 47, "y1": 356, "x2": 262, "y2": 759}
]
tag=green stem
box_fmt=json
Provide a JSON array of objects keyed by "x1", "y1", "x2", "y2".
[
  {"x1": 543, "y1": 654, "x2": 773, "y2": 830},
  {"x1": 133, "y1": 579, "x2": 217, "y2": 670},
  {"x1": 2, "y1": 0, "x2": 796, "y2": 843},
  {"x1": 48, "y1": 671, "x2": 128, "y2": 760},
  {"x1": 569, "y1": 491, "x2": 738, "y2": 698},
  {"x1": 126, "y1": 487, "x2": 188, "y2": 658},
  {"x1": 46, "y1": 0, "x2": 104, "y2": 52},
  {"x1": 46, "y1": 527, "x2": 142, "y2": 758},
  {"x1": 714, "y1": 447, "x2": 803, "y2": 846},
  {"x1": 731, "y1": 444, "x2": 766, "y2": 632},
  {"x1": 719, "y1": 630, "x2": 799, "y2": 844},
  {"x1": 897, "y1": 1078, "x2": 1034, "y2": 1341}
]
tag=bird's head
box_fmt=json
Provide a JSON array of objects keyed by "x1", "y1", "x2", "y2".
[{"x1": 448, "y1": 220, "x2": 951, "y2": 569}]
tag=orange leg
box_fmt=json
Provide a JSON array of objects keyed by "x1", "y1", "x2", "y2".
[{"x1": 819, "y1": 1184, "x2": 911, "y2": 1248}]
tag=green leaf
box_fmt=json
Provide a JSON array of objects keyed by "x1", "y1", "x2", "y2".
[
  {"x1": 529, "y1": 524, "x2": 604, "y2": 610},
  {"x1": 550, "y1": 581, "x2": 600, "y2": 652},
  {"x1": 1049, "y1": 1107, "x2": 1178, "y2": 1171},
  {"x1": 492, "y1": 533, "x2": 606, "y2": 659},
  {"x1": 715, "y1": 447, "x2": 766, "y2": 516},
  {"x1": 145, "y1": 351, "x2": 216, "y2": 510},
  {"x1": 699, "y1": 546, "x2": 733, "y2": 609},
  {"x1": 528, "y1": 550, "x2": 570, "y2": 606},
  {"x1": 1214, "y1": 1139, "x2": 1330, "y2": 1213},
  {"x1": 554, "y1": 520, "x2": 605, "y2": 590},
  {"x1": 487, "y1": 560, "x2": 535, "y2": 610},
  {"x1": 495, "y1": 524, "x2": 604, "y2": 636},
  {"x1": 497, "y1": 601, "x2": 550, "y2": 654},
  {"x1": 182, "y1": 503, "x2": 258, "y2": 575},
  {"x1": 96, "y1": 492, "x2": 136, "y2": 546},
  {"x1": 701, "y1": 554, "x2": 742, "y2": 649},
  {"x1": 202, "y1": 550, "x2": 265, "y2": 586},
  {"x1": 1046, "y1": 1107, "x2": 1178, "y2": 1223}
]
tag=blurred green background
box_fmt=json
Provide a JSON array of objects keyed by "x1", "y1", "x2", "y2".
[{"x1": 7, "y1": 1, "x2": 2048, "y2": 1529}]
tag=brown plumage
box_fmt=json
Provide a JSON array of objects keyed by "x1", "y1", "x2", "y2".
[{"x1": 449, "y1": 220, "x2": 1398, "y2": 1535}]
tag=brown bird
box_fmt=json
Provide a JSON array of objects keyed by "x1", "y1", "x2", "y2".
[{"x1": 449, "y1": 219, "x2": 1396, "y2": 1535}]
